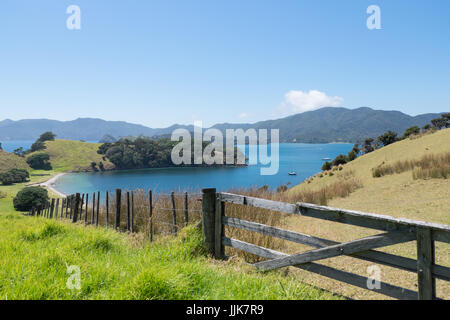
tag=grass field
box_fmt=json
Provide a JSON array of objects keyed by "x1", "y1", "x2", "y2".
[
  {"x1": 0, "y1": 208, "x2": 339, "y2": 300},
  {"x1": 30, "y1": 139, "x2": 115, "y2": 172}
]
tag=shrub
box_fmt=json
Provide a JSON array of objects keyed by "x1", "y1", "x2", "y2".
[
  {"x1": 403, "y1": 126, "x2": 420, "y2": 139},
  {"x1": 0, "y1": 168, "x2": 29, "y2": 185},
  {"x1": 332, "y1": 154, "x2": 348, "y2": 167},
  {"x1": 30, "y1": 140, "x2": 46, "y2": 152},
  {"x1": 26, "y1": 153, "x2": 52, "y2": 170},
  {"x1": 321, "y1": 161, "x2": 332, "y2": 171},
  {"x1": 13, "y1": 187, "x2": 49, "y2": 211},
  {"x1": 377, "y1": 131, "x2": 398, "y2": 146}
]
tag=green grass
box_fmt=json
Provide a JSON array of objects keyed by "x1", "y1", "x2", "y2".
[
  {"x1": 29, "y1": 139, "x2": 114, "y2": 172},
  {"x1": 0, "y1": 208, "x2": 338, "y2": 300},
  {"x1": 0, "y1": 150, "x2": 30, "y2": 173}
]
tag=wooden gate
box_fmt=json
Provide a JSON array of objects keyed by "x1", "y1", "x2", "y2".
[{"x1": 201, "y1": 188, "x2": 450, "y2": 300}]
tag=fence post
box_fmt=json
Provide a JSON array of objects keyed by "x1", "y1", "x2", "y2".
[
  {"x1": 84, "y1": 193, "x2": 89, "y2": 223},
  {"x1": 126, "y1": 191, "x2": 131, "y2": 231},
  {"x1": 149, "y1": 190, "x2": 153, "y2": 242},
  {"x1": 202, "y1": 188, "x2": 216, "y2": 257},
  {"x1": 115, "y1": 189, "x2": 121, "y2": 230},
  {"x1": 215, "y1": 195, "x2": 225, "y2": 259},
  {"x1": 49, "y1": 199, "x2": 54, "y2": 218},
  {"x1": 55, "y1": 198, "x2": 60, "y2": 219},
  {"x1": 184, "y1": 192, "x2": 189, "y2": 226},
  {"x1": 131, "y1": 191, "x2": 134, "y2": 233},
  {"x1": 80, "y1": 194, "x2": 85, "y2": 221},
  {"x1": 96, "y1": 191, "x2": 100, "y2": 227},
  {"x1": 72, "y1": 193, "x2": 81, "y2": 223},
  {"x1": 171, "y1": 192, "x2": 177, "y2": 235},
  {"x1": 416, "y1": 227, "x2": 436, "y2": 300},
  {"x1": 91, "y1": 192, "x2": 96, "y2": 224},
  {"x1": 106, "y1": 191, "x2": 109, "y2": 228}
]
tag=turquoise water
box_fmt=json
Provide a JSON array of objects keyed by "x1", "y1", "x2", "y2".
[
  {"x1": 53, "y1": 143, "x2": 352, "y2": 195},
  {"x1": 1, "y1": 140, "x2": 34, "y2": 152}
]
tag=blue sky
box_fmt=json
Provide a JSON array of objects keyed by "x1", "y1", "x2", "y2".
[{"x1": 1, "y1": 0, "x2": 449, "y2": 127}]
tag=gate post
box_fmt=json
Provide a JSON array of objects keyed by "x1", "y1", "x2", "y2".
[{"x1": 202, "y1": 188, "x2": 217, "y2": 257}]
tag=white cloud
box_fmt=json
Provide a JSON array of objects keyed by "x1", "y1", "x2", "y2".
[
  {"x1": 238, "y1": 112, "x2": 249, "y2": 119},
  {"x1": 279, "y1": 90, "x2": 343, "y2": 114}
]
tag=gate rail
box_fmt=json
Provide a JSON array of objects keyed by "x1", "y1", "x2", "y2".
[{"x1": 201, "y1": 188, "x2": 450, "y2": 300}]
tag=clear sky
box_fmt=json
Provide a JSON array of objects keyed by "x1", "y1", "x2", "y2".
[{"x1": 1, "y1": 0, "x2": 449, "y2": 127}]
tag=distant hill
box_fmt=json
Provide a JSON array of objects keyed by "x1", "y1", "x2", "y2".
[
  {"x1": 28, "y1": 140, "x2": 115, "y2": 172},
  {"x1": 0, "y1": 107, "x2": 443, "y2": 143},
  {"x1": 212, "y1": 107, "x2": 443, "y2": 143}
]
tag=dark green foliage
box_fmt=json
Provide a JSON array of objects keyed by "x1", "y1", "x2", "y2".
[
  {"x1": 321, "y1": 161, "x2": 332, "y2": 171},
  {"x1": 276, "y1": 185, "x2": 288, "y2": 193},
  {"x1": 90, "y1": 162, "x2": 99, "y2": 172},
  {"x1": 30, "y1": 140, "x2": 46, "y2": 152},
  {"x1": 26, "y1": 153, "x2": 52, "y2": 170},
  {"x1": 98, "y1": 162, "x2": 105, "y2": 171},
  {"x1": 347, "y1": 150, "x2": 357, "y2": 162},
  {"x1": 431, "y1": 118, "x2": 446, "y2": 130},
  {"x1": 403, "y1": 126, "x2": 420, "y2": 138},
  {"x1": 38, "y1": 131, "x2": 56, "y2": 142},
  {"x1": 363, "y1": 138, "x2": 375, "y2": 154},
  {"x1": 331, "y1": 154, "x2": 348, "y2": 167},
  {"x1": 377, "y1": 131, "x2": 398, "y2": 146},
  {"x1": 0, "y1": 168, "x2": 29, "y2": 185},
  {"x1": 422, "y1": 124, "x2": 432, "y2": 132},
  {"x1": 0, "y1": 142, "x2": 2, "y2": 150},
  {"x1": 13, "y1": 187, "x2": 49, "y2": 211}
]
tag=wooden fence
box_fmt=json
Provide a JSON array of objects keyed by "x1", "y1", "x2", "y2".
[
  {"x1": 201, "y1": 188, "x2": 450, "y2": 300},
  {"x1": 29, "y1": 187, "x2": 450, "y2": 300},
  {"x1": 30, "y1": 189, "x2": 202, "y2": 241}
]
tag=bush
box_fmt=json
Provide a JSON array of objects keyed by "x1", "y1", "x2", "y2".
[
  {"x1": 332, "y1": 154, "x2": 348, "y2": 167},
  {"x1": 26, "y1": 153, "x2": 52, "y2": 170},
  {"x1": 30, "y1": 140, "x2": 46, "y2": 152},
  {"x1": 13, "y1": 187, "x2": 49, "y2": 211},
  {"x1": 321, "y1": 161, "x2": 332, "y2": 171},
  {"x1": 377, "y1": 131, "x2": 398, "y2": 146},
  {"x1": 0, "y1": 168, "x2": 29, "y2": 185}
]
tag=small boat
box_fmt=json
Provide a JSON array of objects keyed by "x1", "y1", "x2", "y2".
[
  {"x1": 322, "y1": 157, "x2": 331, "y2": 161},
  {"x1": 288, "y1": 171, "x2": 297, "y2": 176}
]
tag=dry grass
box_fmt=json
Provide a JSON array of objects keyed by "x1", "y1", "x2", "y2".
[{"x1": 372, "y1": 152, "x2": 450, "y2": 179}]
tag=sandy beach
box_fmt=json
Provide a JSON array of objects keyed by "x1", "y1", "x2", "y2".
[{"x1": 32, "y1": 173, "x2": 67, "y2": 197}]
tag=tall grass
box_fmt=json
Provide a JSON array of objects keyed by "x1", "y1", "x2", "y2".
[
  {"x1": 72, "y1": 174, "x2": 360, "y2": 263},
  {"x1": 372, "y1": 152, "x2": 450, "y2": 179}
]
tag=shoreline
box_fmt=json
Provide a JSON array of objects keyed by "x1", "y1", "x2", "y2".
[{"x1": 33, "y1": 173, "x2": 67, "y2": 197}]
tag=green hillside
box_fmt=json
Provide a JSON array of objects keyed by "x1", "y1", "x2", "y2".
[
  {"x1": 29, "y1": 140, "x2": 115, "y2": 172},
  {"x1": 0, "y1": 150, "x2": 30, "y2": 173}
]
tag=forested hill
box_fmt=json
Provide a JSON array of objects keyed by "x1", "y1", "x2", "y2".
[{"x1": 0, "y1": 107, "x2": 443, "y2": 143}]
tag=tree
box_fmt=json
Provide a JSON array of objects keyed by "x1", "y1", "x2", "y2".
[
  {"x1": 351, "y1": 143, "x2": 360, "y2": 156},
  {"x1": 403, "y1": 126, "x2": 420, "y2": 138},
  {"x1": 431, "y1": 118, "x2": 446, "y2": 130},
  {"x1": 321, "y1": 161, "x2": 332, "y2": 171},
  {"x1": 0, "y1": 142, "x2": 2, "y2": 150},
  {"x1": 39, "y1": 131, "x2": 56, "y2": 142},
  {"x1": 347, "y1": 150, "x2": 357, "y2": 162},
  {"x1": 26, "y1": 153, "x2": 52, "y2": 170},
  {"x1": 332, "y1": 154, "x2": 348, "y2": 167},
  {"x1": 422, "y1": 124, "x2": 432, "y2": 132},
  {"x1": 442, "y1": 113, "x2": 450, "y2": 128},
  {"x1": 13, "y1": 187, "x2": 49, "y2": 211},
  {"x1": 30, "y1": 140, "x2": 46, "y2": 152},
  {"x1": 363, "y1": 138, "x2": 375, "y2": 154},
  {"x1": 0, "y1": 169, "x2": 29, "y2": 185},
  {"x1": 0, "y1": 172, "x2": 15, "y2": 185},
  {"x1": 377, "y1": 131, "x2": 398, "y2": 147}
]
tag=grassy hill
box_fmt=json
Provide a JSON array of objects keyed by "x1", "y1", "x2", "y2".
[
  {"x1": 284, "y1": 128, "x2": 450, "y2": 299},
  {"x1": 30, "y1": 140, "x2": 115, "y2": 173},
  {"x1": 0, "y1": 150, "x2": 30, "y2": 173},
  {"x1": 289, "y1": 128, "x2": 450, "y2": 224}
]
